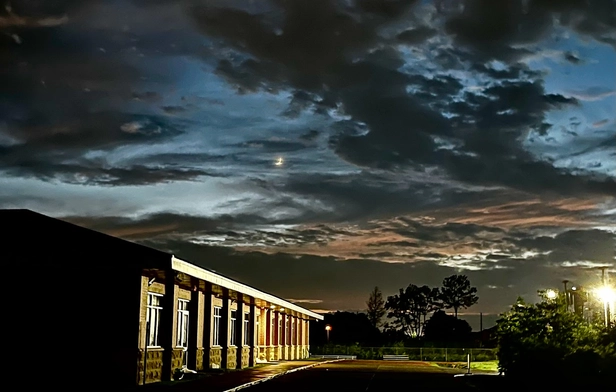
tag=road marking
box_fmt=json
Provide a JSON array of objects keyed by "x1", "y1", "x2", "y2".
[
  {"x1": 222, "y1": 359, "x2": 347, "y2": 392},
  {"x1": 365, "y1": 372, "x2": 376, "y2": 391}
]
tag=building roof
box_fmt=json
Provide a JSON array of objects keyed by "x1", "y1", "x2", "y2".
[{"x1": 0, "y1": 209, "x2": 323, "y2": 320}]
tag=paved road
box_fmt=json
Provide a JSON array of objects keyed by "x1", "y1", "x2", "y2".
[{"x1": 244, "y1": 360, "x2": 501, "y2": 391}]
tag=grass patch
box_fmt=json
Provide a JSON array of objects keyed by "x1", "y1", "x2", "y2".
[
  {"x1": 470, "y1": 361, "x2": 499, "y2": 372},
  {"x1": 433, "y1": 360, "x2": 499, "y2": 372}
]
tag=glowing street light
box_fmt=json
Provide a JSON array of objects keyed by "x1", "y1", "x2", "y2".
[
  {"x1": 546, "y1": 289, "x2": 557, "y2": 300},
  {"x1": 325, "y1": 324, "x2": 332, "y2": 343},
  {"x1": 594, "y1": 285, "x2": 615, "y2": 328},
  {"x1": 595, "y1": 286, "x2": 616, "y2": 302}
]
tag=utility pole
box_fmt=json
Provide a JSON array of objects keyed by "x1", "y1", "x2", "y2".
[
  {"x1": 599, "y1": 267, "x2": 607, "y2": 285},
  {"x1": 562, "y1": 280, "x2": 569, "y2": 309},
  {"x1": 596, "y1": 266, "x2": 611, "y2": 328},
  {"x1": 480, "y1": 312, "x2": 483, "y2": 332}
]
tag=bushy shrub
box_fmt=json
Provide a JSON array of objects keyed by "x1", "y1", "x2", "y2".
[{"x1": 496, "y1": 295, "x2": 614, "y2": 387}]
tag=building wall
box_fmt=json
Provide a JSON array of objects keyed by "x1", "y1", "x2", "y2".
[
  {"x1": 7, "y1": 246, "x2": 144, "y2": 387},
  {"x1": 136, "y1": 276, "x2": 315, "y2": 385},
  {"x1": 1, "y1": 210, "x2": 318, "y2": 389}
]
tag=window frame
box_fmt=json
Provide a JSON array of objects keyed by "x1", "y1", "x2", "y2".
[
  {"x1": 176, "y1": 299, "x2": 190, "y2": 348},
  {"x1": 213, "y1": 306, "x2": 222, "y2": 346},
  {"x1": 146, "y1": 292, "x2": 163, "y2": 348},
  {"x1": 230, "y1": 310, "x2": 237, "y2": 346},
  {"x1": 243, "y1": 312, "x2": 250, "y2": 346}
]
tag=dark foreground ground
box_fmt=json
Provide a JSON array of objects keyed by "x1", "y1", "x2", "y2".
[
  {"x1": 243, "y1": 360, "x2": 503, "y2": 392},
  {"x1": 128, "y1": 359, "x2": 608, "y2": 392},
  {"x1": 128, "y1": 360, "x2": 508, "y2": 392}
]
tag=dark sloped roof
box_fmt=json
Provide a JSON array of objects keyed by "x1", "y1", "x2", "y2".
[
  {"x1": 1, "y1": 209, "x2": 171, "y2": 270},
  {"x1": 1, "y1": 209, "x2": 324, "y2": 319}
]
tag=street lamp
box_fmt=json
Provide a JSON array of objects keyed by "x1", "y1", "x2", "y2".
[
  {"x1": 325, "y1": 324, "x2": 332, "y2": 343},
  {"x1": 546, "y1": 289, "x2": 557, "y2": 300},
  {"x1": 594, "y1": 285, "x2": 615, "y2": 328}
]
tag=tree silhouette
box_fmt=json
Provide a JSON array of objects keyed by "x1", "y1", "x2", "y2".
[
  {"x1": 439, "y1": 275, "x2": 478, "y2": 318},
  {"x1": 309, "y1": 311, "x2": 381, "y2": 345},
  {"x1": 385, "y1": 284, "x2": 441, "y2": 337},
  {"x1": 424, "y1": 310, "x2": 472, "y2": 343},
  {"x1": 366, "y1": 286, "x2": 386, "y2": 329}
]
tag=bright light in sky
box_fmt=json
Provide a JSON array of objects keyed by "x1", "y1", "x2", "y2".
[{"x1": 275, "y1": 157, "x2": 284, "y2": 166}]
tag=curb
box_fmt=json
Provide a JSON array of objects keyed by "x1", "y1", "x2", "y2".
[{"x1": 221, "y1": 359, "x2": 347, "y2": 392}]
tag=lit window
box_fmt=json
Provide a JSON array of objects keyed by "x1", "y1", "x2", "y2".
[
  {"x1": 213, "y1": 306, "x2": 221, "y2": 346},
  {"x1": 230, "y1": 310, "x2": 237, "y2": 346},
  {"x1": 147, "y1": 293, "x2": 163, "y2": 347},
  {"x1": 176, "y1": 300, "x2": 189, "y2": 348},
  {"x1": 270, "y1": 314, "x2": 275, "y2": 345},
  {"x1": 256, "y1": 313, "x2": 262, "y2": 345},
  {"x1": 243, "y1": 312, "x2": 250, "y2": 346}
]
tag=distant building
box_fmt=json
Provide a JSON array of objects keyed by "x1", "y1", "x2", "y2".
[{"x1": 1, "y1": 209, "x2": 322, "y2": 387}]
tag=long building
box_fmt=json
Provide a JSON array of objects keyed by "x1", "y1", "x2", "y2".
[{"x1": 1, "y1": 209, "x2": 323, "y2": 387}]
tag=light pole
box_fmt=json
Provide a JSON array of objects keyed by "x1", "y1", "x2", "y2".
[
  {"x1": 594, "y1": 267, "x2": 614, "y2": 328},
  {"x1": 325, "y1": 324, "x2": 331, "y2": 343},
  {"x1": 595, "y1": 285, "x2": 615, "y2": 328},
  {"x1": 562, "y1": 280, "x2": 570, "y2": 309}
]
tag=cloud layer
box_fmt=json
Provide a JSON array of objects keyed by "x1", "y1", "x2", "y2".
[{"x1": 1, "y1": 1, "x2": 614, "y2": 320}]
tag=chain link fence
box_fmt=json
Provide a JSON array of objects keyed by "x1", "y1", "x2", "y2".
[{"x1": 311, "y1": 346, "x2": 497, "y2": 361}]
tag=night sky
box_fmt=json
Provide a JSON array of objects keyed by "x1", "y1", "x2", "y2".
[{"x1": 1, "y1": 0, "x2": 614, "y2": 329}]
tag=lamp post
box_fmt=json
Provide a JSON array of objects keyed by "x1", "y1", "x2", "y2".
[
  {"x1": 594, "y1": 267, "x2": 614, "y2": 328},
  {"x1": 562, "y1": 280, "x2": 570, "y2": 309},
  {"x1": 325, "y1": 324, "x2": 331, "y2": 343},
  {"x1": 595, "y1": 285, "x2": 615, "y2": 328}
]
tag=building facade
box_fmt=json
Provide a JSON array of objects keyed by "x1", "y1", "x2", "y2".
[{"x1": 1, "y1": 209, "x2": 322, "y2": 387}]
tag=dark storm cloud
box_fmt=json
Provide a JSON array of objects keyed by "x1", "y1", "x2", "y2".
[
  {"x1": 441, "y1": 154, "x2": 616, "y2": 196},
  {"x1": 437, "y1": 79, "x2": 616, "y2": 195},
  {"x1": 2, "y1": 162, "x2": 206, "y2": 186},
  {"x1": 281, "y1": 90, "x2": 337, "y2": 118},
  {"x1": 161, "y1": 106, "x2": 187, "y2": 115},
  {"x1": 396, "y1": 26, "x2": 437, "y2": 44},
  {"x1": 188, "y1": 0, "x2": 614, "y2": 198},
  {"x1": 471, "y1": 62, "x2": 543, "y2": 81},
  {"x1": 63, "y1": 212, "x2": 270, "y2": 240},
  {"x1": 386, "y1": 219, "x2": 505, "y2": 242},
  {"x1": 0, "y1": 1, "x2": 206, "y2": 186},
  {"x1": 240, "y1": 139, "x2": 312, "y2": 153},
  {"x1": 255, "y1": 171, "x2": 438, "y2": 222},
  {"x1": 367, "y1": 240, "x2": 420, "y2": 248},
  {"x1": 444, "y1": 0, "x2": 616, "y2": 60},
  {"x1": 564, "y1": 51, "x2": 582, "y2": 64},
  {"x1": 299, "y1": 130, "x2": 320, "y2": 142},
  {"x1": 451, "y1": 81, "x2": 579, "y2": 142},
  {"x1": 0, "y1": 111, "x2": 202, "y2": 185},
  {"x1": 514, "y1": 229, "x2": 616, "y2": 265}
]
